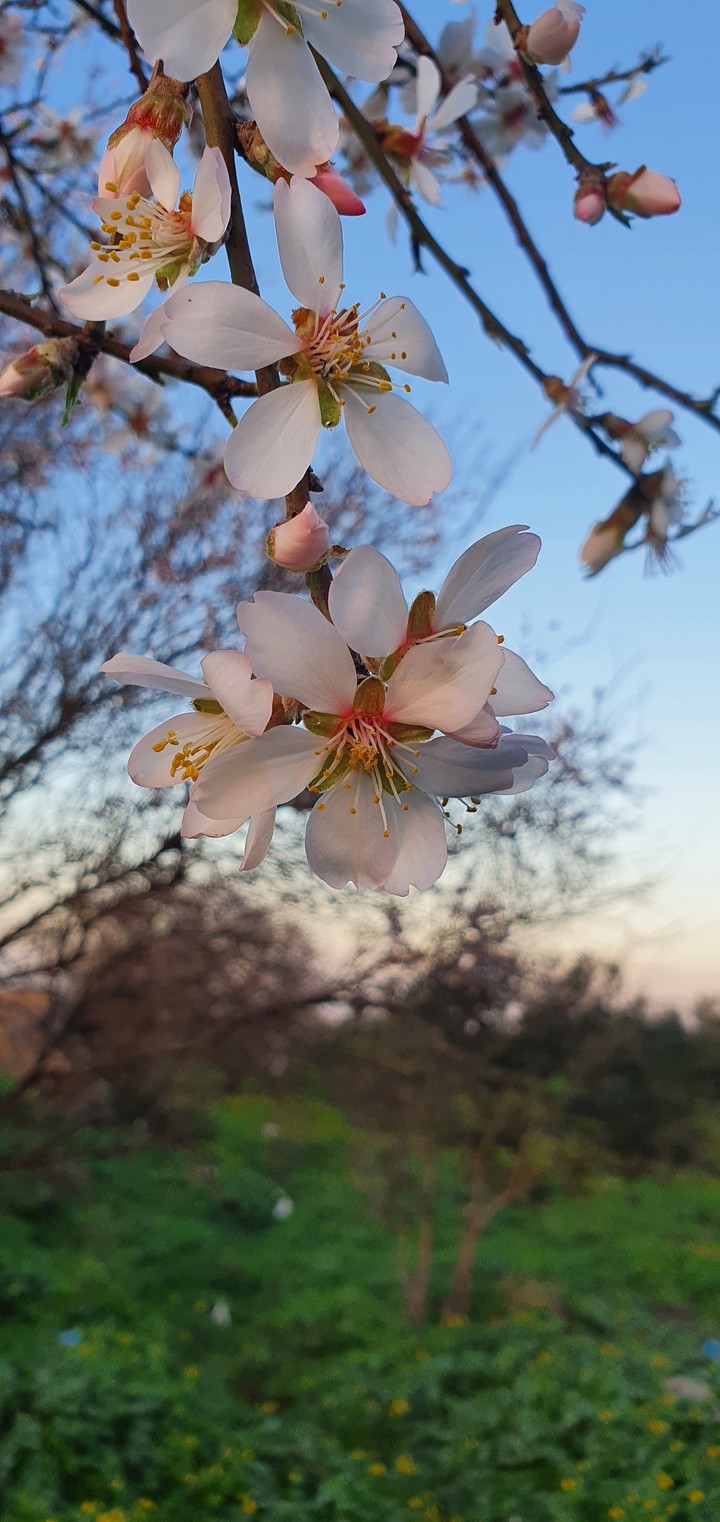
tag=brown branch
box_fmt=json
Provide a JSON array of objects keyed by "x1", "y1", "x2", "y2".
[
  {"x1": 111, "y1": 0, "x2": 149, "y2": 92},
  {"x1": 558, "y1": 53, "x2": 668, "y2": 97},
  {"x1": 0, "y1": 287, "x2": 256, "y2": 422}
]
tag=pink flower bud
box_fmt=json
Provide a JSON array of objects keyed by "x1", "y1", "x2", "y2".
[
  {"x1": 0, "y1": 337, "x2": 79, "y2": 401},
  {"x1": 310, "y1": 168, "x2": 366, "y2": 216},
  {"x1": 98, "y1": 127, "x2": 153, "y2": 197},
  {"x1": 524, "y1": 8, "x2": 580, "y2": 65},
  {"x1": 574, "y1": 181, "x2": 606, "y2": 225},
  {"x1": 100, "y1": 74, "x2": 191, "y2": 197},
  {"x1": 266, "y1": 503, "x2": 330, "y2": 573},
  {"x1": 607, "y1": 167, "x2": 681, "y2": 218}
]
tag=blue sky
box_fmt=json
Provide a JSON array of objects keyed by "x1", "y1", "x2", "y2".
[{"x1": 34, "y1": 0, "x2": 719, "y2": 1003}]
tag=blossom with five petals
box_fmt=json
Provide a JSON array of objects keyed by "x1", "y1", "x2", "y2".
[
  {"x1": 60, "y1": 142, "x2": 230, "y2": 322},
  {"x1": 157, "y1": 176, "x2": 451, "y2": 505},
  {"x1": 125, "y1": 0, "x2": 404, "y2": 178},
  {"x1": 383, "y1": 56, "x2": 478, "y2": 207},
  {"x1": 189, "y1": 587, "x2": 553, "y2": 895},
  {"x1": 100, "y1": 648, "x2": 277, "y2": 869}
]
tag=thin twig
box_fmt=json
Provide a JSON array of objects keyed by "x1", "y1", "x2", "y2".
[{"x1": 111, "y1": 0, "x2": 148, "y2": 91}]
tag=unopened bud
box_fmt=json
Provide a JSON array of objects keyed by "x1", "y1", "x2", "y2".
[
  {"x1": 100, "y1": 72, "x2": 191, "y2": 197},
  {"x1": 310, "y1": 169, "x2": 365, "y2": 216},
  {"x1": 266, "y1": 502, "x2": 330, "y2": 573},
  {"x1": 0, "y1": 337, "x2": 79, "y2": 401},
  {"x1": 237, "y1": 122, "x2": 365, "y2": 216},
  {"x1": 607, "y1": 166, "x2": 681, "y2": 218},
  {"x1": 521, "y1": 7, "x2": 581, "y2": 65},
  {"x1": 580, "y1": 492, "x2": 643, "y2": 575},
  {"x1": 574, "y1": 181, "x2": 606, "y2": 225}
]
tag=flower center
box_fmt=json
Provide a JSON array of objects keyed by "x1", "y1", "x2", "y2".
[
  {"x1": 307, "y1": 708, "x2": 429, "y2": 837},
  {"x1": 151, "y1": 709, "x2": 244, "y2": 783},
  {"x1": 89, "y1": 188, "x2": 196, "y2": 293}
]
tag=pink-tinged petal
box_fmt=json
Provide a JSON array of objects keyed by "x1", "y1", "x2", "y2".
[
  {"x1": 128, "y1": 710, "x2": 216, "y2": 788},
  {"x1": 304, "y1": 770, "x2": 399, "y2": 893},
  {"x1": 246, "y1": 12, "x2": 339, "y2": 177},
  {"x1": 381, "y1": 787, "x2": 448, "y2": 896},
  {"x1": 60, "y1": 263, "x2": 154, "y2": 320},
  {"x1": 100, "y1": 652, "x2": 208, "y2": 700},
  {"x1": 192, "y1": 725, "x2": 320, "y2": 820},
  {"x1": 310, "y1": 169, "x2": 365, "y2": 216},
  {"x1": 411, "y1": 733, "x2": 528, "y2": 798},
  {"x1": 274, "y1": 176, "x2": 344, "y2": 314},
  {"x1": 414, "y1": 56, "x2": 441, "y2": 128},
  {"x1": 161, "y1": 281, "x2": 300, "y2": 371},
  {"x1": 341, "y1": 387, "x2": 451, "y2": 505},
  {"x1": 191, "y1": 147, "x2": 231, "y2": 242},
  {"x1": 269, "y1": 502, "x2": 330, "y2": 572},
  {"x1": 446, "y1": 703, "x2": 501, "y2": 748},
  {"x1": 145, "y1": 139, "x2": 181, "y2": 211},
  {"x1": 130, "y1": 304, "x2": 168, "y2": 363},
  {"x1": 411, "y1": 159, "x2": 442, "y2": 207},
  {"x1": 328, "y1": 545, "x2": 408, "y2": 656},
  {"x1": 301, "y1": 0, "x2": 404, "y2": 83},
  {"x1": 201, "y1": 649, "x2": 273, "y2": 735},
  {"x1": 385, "y1": 622, "x2": 504, "y2": 733},
  {"x1": 361, "y1": 296, "x2": 448, "y2": 382},
  {"x1": 240, "y1": 808, "x2": 277, "y2": 872},
  {"x1": 434, "y1": 525, "x2": 541, "y2": 629},
  {"x1": 223, "y1": 381, "x2": 321, "y2": 499},
  {"x1": 431, "y1": 75, "x2": 479, "y2": 133},
  {"x1": 236, "y1": 591, "x2": 357, "y2": 713},
  {"x1": 490, "y1": 648, "x2": 554, "y2": 717},
  {"x1": 181, "y1": 798, "x2": 246, "y2": 838},
  {"x1": 125, "y1": 0, "x2": 236, "y2": 82}
]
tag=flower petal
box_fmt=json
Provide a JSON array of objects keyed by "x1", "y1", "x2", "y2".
[
  {"x1": 161, "y1": 281, "x2": 300, "y2": 371},
  {"x1": 100, "y1": 652, "x2": 209, "y2": 700},
  {"x1": 200, "y1": 649, "x2": 273, "y2": 735},
  {"x1": 145, "y1": 139, "x2": 180, "y2": 211},
  {"x1": 274, "y1": 176, "x2": 344, "y2": 314},
  {"x1": 414, "y1": 56, "x2": 441, "y2": 128},
  {"x1": 61, "y1": 263, "x2": 154, "y2": 320},
  {"x1": 328, "y1": 544, "x2": 408, "y2": 656},
  {"x1": 301, "y1": 0, "x2": 404, "y2": 84},
  {"x1": 434, "y1": 524, "x2": 541, "y2": 629},
  {"x1": 490, "y1": 648, "x2": 554, "y2": 717},
  {"x1": 380, "y1": 787, "x2": 448, "y2": 895},
  {"x1": 236, "y1": 591, "x2": 357, "y2": 713},
  {"x1": 192, "y1": 725, "x2": 320, "y2": 820},
  {"x1": 125, "y1": 0, "x2": 236, "y2": 81},
  {"x1": 191, "y1": 147, "x2": 231, "y2": 243},
  {"x1": 341, "y1": 386, "x2": 451, "y2": 505},
  {"x1": 494, "y1": 734, "x2": 554, "y2": 793},
  {"x1": 361, "y1": 296, "x2": 448, "y2": 382},
  {"x1": 385, "y1": 622, "x2": 504, "y2": 732},
  {"x1": 130, "y1": 303, "x2": 169, "y2": 363},
  {"x1": 411, "y1": 733, "x2": 528, "y2": 798},
  {"x1": 411, "y1": 158, "x2": 442, "y2": 206},
  {"x1": 181, "y1": 798, "x2": 246, "y2": 838},
  {"x1": 431, "y1": 75, "x2": 478, "y2": 133},
  {"x1": 246, "y1": 11, "x2": 339, "y2": 177},
  {"x1": 304, "y1": 770, "x2": 398, "y2": 892},
  {"x1": 240, "y1": 808, "x2": 277, "y2": 872},
  {"x1": 446, "y1": 703, "x2": 501, "y2": 748},
  {"x1": 224, "y1": 382, "x2": 321, "y2": 498},
  {"x1": 128, "y1": 710, "x2": 216, "y2": 787}
]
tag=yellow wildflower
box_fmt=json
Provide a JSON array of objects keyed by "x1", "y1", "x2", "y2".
[
  {"x1": 608, "y1": 1510, "x2": 625, "y2": 1520},
  {"x1": 80, "y1": 1507, "x2": 97, "y2": 1516},
  {"x1": 288, "y1": 1472, "x2": 302, "y2": 1483},
  {"x1": 260, "y1": 1400, "x2": 278, "y2": 1414},
  {"x1": 350, "y1": 1449, "x2": 367, "y2": 1461},
  {"x1": 369, "y1": 1462, "x2": 387, "y2": 1476},
  {"x1": 389, "y1": 1399, "x2": 410, "y2": 1418},
  {"x1": 183, "y1": 1365, "x2": 199, "y2": 1380},
  {"x1": 240, "y1": 1498, "x2": 258, "y2": 1516},
  {"x1": 655, "y1": 1473, "x2": 673, "y2": 1490},
  {"x1": 706, "y1": 1444, "x2": 720, "y2": 1458},
  {"x1": 668, "y1": 1441, "x2": 683, "y2": 1452},
  {"x1": 647, "y1": 1419, "x2": 668, "y2": 1435},
  {"x1": 688, "y1": 1493, "x2": 705, "y2": 1504},
  {"x1": 395, "y1": 1455, "x2": 418, "y2": 1475},
  {"x1": 651, "y1": 1354, "x2": 668, "y2": 1368},
  {"x1": 535, "y1": 1350, "x2": 552, "y2": 1364},
  {"x1": 407, "y1": 1501, "x2": 423, "y2": 1512},
  {"x1": 560, "y1": 1477, "x2": 577, "y2": 1491},
  {"x1": 598, "y1": 1409, "x2": 614, "y2": 1421}
]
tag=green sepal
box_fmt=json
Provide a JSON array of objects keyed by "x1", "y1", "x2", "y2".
[
  {"x1": 378, "y1": 649, "x2": 403, "y2": 681},
  {"x1": 61, "y1": 372, "x2": 83, "y2": 427},
  {"x1": 407, "y1": 590, "x2": 436, "y2": 637},
  {"x1": 318, "y1": 383, "x2": 342, "y2": 430},
  {"x1": 155, "y1": 260, "x2": 184, "y2": 291},
  {"x1": 192, "y1": 698, "x2": 223, "y2": 715},
  {"x1": 350, "y1": 359, "x2": 391, "y2": 387},
  {"x1": 352, "y1": 677, "x2": 385, "y2": 715},
  {"x1": 233, "y1": 0, "x2": 262, "y2": 44},
  {"x1": 386, "y1": 721, "x2": 433, "y2": 744},
  {"x1": 303, "y1": 711, "x2": 341, "y2": 738},
  {"x1": 310, "y1": 750, "x2": 350, "y2": 794}
]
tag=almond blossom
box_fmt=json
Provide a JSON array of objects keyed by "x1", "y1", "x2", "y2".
[
  {"x1": 609, "y1": 409, "x2": 681, "y2": 474},
  {"x1": 157, "y1": 176, "x2": 451, "y2": 506},
  {"x1": 531, "y1": 353, "x2": 597, "y2": 449},
  {"x1": 644, "y1": 465, "x2": 686, "y2": 568},
  {"x1": 383, "y1": 56, "x2": 478, "y2": 207},
  {"x1": 100, "y1": 648, "x2": 277, "y2": 869},
  {"x1": 189, "y1": 589, "x2": 552, "y2": 895},
  {"x1": 60, "y1": 142, "x2": 230, "y2": 322},
  {"x1": 125, "y1": 0, "x2": 404, "y2": 178}
]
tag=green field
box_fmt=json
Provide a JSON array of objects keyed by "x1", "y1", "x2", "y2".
[{"x1": 3, "y1": 1097, "x2": 720, "y2": 1522}]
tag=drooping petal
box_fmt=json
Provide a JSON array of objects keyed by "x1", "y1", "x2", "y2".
[
  {"x1": 127, "y1": 710, "x2": 218, "y2": 787},
  {"x1": 414, "y1": 56, "x2": 442, "y2": 129},
  {"x1": 274, "y1": 176, "x2": 343, "y2": 314},
  {"x1": 223, "y1": 381, "x2": 321, "y2": 498},
  {"x1": 240, "y1": 808, "x2": 277, "y2": 871},
  {"x1": 192, "y1": 725, "x2": 320, "y2": 820},
  {"x1": 490, "y1": 648, "x2": 554, "y2": 716},
  {"x1": 412, "y1": 733, "x2": 527, "y2": 798},
  {"x1": 61, "y1": 263, "x2": 155, "y2": 320},
  {"x1": 300, "y1": 0, "x2": 404, "y2": 84},
  {"x1": 191, "y1": 147, "x2": 231, "y2": 242},
  {"x1": 410, "y1": 158, "x2": 442, "y2": 206},
  {"x1": 637, "y1": 408, "x2": 674, "y2": 438},
  {"x1": 361, "y1": 295, "x2": 448, "y2": 382},
  {"x1": 494, "y1": 734, "x2": 554, "y2": 793},
  {"x1": 160, "y1": 281, "x2": 300, "y2": 371},
  {"x1": 431, "y1": 75, "x2": 479, "y2": 133},
  {"x1": 380, "y1": 787, "x2": 448, "y2": 896},
  {"x1": 385, "y1": 621, "x2": 504, "y2": 733},
  {"x1": 328, "y1": 545, "x2": 408, "y2": 656},
  {"x1": 236, "y1": 591, "x2": 357, "y2": 713},
  {"x1": 201, "y1": 649, "x2": 273, "y2": 736},
  {"x1": 246, "y1": 12, "x2": 339, "y2": 178},
  {"x1": 446, "y1": 703, "x2": 501, "y2": 748},
  {"x1": 341, "y1": 386, "x2": 451, "y2": 505},
  {"x1": 130, "y1": 304, "x2": 169, "y2": 363},
  {"x1": 621, "y1": 434, "x2": 649, "y2": 474},
  {"x1": 181, "y1": 798, "x2": 246, "y2": 839},
  {"x1": 304, "y1": 769, "x2": 399, "y2": 892},
  {"x1": 125, "y1": 0, "x2": 236, "y2": 82},
  {"x1": 434, "y1": 524, "x2": 541, "y2": 629},
  {"x1": 145, "y1": 139, "x2": 181, "y2": 211},
  {"x1": 100, "y1": 652, "x2": 209, "y2": 700}
]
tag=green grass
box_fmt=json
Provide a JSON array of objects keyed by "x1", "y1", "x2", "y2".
[{"x1": 2, "y1": 1096, "x2": 720, "y2": 1522}]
